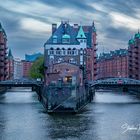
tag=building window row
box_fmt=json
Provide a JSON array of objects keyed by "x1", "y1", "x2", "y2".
[{"x1": 48, "y1": 50, "x2": 78, "y2": 55}]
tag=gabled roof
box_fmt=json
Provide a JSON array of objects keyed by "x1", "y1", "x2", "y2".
[
  {"x1": 45, "y1": 21, "x2": 96, "y2": 48},
  {"x1": 46, "y1": 22, "x2": 79, "y2": 45}
]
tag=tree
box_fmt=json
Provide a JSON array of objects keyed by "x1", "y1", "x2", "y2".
[{"x1": 29, "y1": 56, "x2": 44, "y2": 79}]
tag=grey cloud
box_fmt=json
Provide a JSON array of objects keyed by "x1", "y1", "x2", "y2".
[{"x1": 0, "y1": 0, "x2": 140, "y2": 59}]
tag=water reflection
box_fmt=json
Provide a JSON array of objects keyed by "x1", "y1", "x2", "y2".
[
  {"x1": 0, "y1": 89, "x2": 140, "y2": 140},
  {"x1": 46, "y1": 113, "x2": 97, "y2": 139}
]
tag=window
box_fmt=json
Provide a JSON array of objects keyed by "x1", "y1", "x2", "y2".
[
  {"x1": 63, "y1": 50, "x2": 66, "y2": 55},
  {"x1": 62, "y1": 34, "x2": 70, "y2": 44},
  {"x1": 56, "y1": 50, "x2": 61, "y2": 55},
  {"x1": 62, "y1": 38, "x2": 70, "y2": 44},
  {"x1": 50, "y1": 50, "x2": 54, "y2": 55},
  {"x1": 72, "y1": 50, "x2": 75, "y2": 55},
  {"x1": 52, "y1": 35, "x2": 57, "y2": 43}
]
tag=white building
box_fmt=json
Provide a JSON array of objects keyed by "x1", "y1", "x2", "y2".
[{"x1": 13, "y1": 58, "x2": 23, "y2": 79}]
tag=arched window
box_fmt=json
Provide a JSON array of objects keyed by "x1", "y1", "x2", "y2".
[
  {"x1": 56, "y1": 48, "x2": 61, "y2": 55},
  {"x1": 62, "y1": 34, "x2": 70, "y2": 44}
]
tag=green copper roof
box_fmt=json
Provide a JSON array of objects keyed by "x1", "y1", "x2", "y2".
[
  {"x1": 0, "y1": 23, "x2": 3, "y2": 32},
  {"x1": 62, "y1": 34, "x2": 70, "y2": 39},
  {"x1": 76, "y1": 26, "x2": 86, "y2": 39},
  {"x1": 93, "y1": 27, "x2": 96, "y2": 32},
  {"x1": 3, "y1": 29, "x2": 7, "y2": 38},
  {"x1": 135, "y1": 32, "x2": 140, "y2": 38},
  {"x1": 8, "y1": 49, "x2": 14, "y2": 60},
  {"x1": 128, "y1": 39, "x2": 135, "y2": 44}
]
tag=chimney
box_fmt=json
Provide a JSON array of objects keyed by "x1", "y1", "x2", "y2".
[
  {"x1": 52, "y1": 23, "x2": 57, "y2": 34},
  {"x1": 73, "y1": 24, "x2": 78, "y2": 29}
]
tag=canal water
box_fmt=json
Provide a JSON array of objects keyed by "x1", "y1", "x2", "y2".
[{"x1": 0, "y1": 88, "x2": 140, "y2": 140}]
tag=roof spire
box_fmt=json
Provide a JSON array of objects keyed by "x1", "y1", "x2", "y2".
[
  {"x1": 92, "y1": 20, "x2": 95, "y2": 27},
  {"x1": 0, "y1": 22, "x2": 3, "y2": 32},
  {"x1": 76, "y1": 26, "x2": 86, "y2": 39},
  {"x1": 8, "y1": 49, "x2": 14, "y2": 60}
]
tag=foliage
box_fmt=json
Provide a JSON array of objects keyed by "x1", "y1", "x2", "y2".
[{"x1": 29, "y1": 56, "x2": 44, "y2": 79}]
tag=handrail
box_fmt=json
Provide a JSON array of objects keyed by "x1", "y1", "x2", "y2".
[{"x1": 50, "y1": 95, "x2": 73, "y2": 112}]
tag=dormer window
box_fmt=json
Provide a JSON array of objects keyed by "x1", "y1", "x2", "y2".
[
  {"x1": 52, "y1": 35, "x2": 57, "y2": 43},
  {"x1": 62, "y1": 34, "x2": 70, "y2": 44}
]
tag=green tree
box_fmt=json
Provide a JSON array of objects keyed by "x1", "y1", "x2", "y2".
[{"x1": 29, "y1": 56, "x2": 44, "y2": 79}]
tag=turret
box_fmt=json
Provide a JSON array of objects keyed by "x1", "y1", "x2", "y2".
[
  {"x1": 76, "y1": 26, "x2": 87, "y2": 46},
  {"x1": 8, "y1": 49, "x2": 14, "y2": 60},
  {"x1": 0, "y1": 22, "x2": 2, "y2": 32}
]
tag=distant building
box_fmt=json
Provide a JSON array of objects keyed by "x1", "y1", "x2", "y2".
[
  {"x1": 128, "y1": 32, "x2": 140, "y2": 80},
  {"x1": 44, "y1": 21, "x2": 97, "y2": 81},
  {"x1": 7, "y1": 49, "x2": 14, "y2": 80},
  {"x1": 23, "y1": 53, "x2": 42, "y2": 78},
  {"x1": 13, "y1": 58, "x2": 23, "y2": 79},
  {"x1": 97, "y1": 49, "x2": 128, "y2": 79},
  {"x1": 22, "y1": 60, "x2": 33, "y2": 78},
  {"x1": 0, "y1": 23, "x2": 8, "y2": 81},
  {"x1": 25, "y1": 53, "x2": 42, "y2": 62}
]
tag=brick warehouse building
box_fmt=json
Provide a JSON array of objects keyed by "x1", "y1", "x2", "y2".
[
  {"x1": 7, "y1": 49, "x2": 14, "y2": 80},
  {"x1": 128, "y1": 32, "x2": 140, "y2": 80},
  {"x1": 97, "y1": 49, "x2": 128, "y2": 79},
  {"x1": 0, "y1": 23, "x2": 8, "y2": 81},
  {"x1": 44, "y1": 21, "x2": 97, "y2": 81},
  {"x1": 22, "y1": 60, "x2": 33, "y2": 78}
]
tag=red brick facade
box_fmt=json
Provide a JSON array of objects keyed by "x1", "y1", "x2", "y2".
[
  {"x1": 83, "y1": 23, "x2": 97, "y2": 80},
  {"x1": 22, "y1": 60, "x2": 33, "y2": 78},
  {"x1": 0, "y1": 23, "x2": 8, "y2": 81},
  {"x1": 97, "y1": 49, "x2": 128, "y2": 79},
  {"x1": 128, "y1": 32, "x2": 140, "y2": 80}
]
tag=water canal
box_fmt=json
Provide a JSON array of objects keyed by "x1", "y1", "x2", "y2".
[{"x1": 0, "y1": 88, "x2": 140, "y2": 140}]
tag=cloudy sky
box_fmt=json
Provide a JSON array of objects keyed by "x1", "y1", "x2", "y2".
[{"x1": 0, "y1": 0, "x2": 140, "y2": 59}]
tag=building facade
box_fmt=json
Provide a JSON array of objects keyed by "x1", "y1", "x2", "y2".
[
  {"x1": 7, "y1": 49, "x2": 14, "y2": 80},
  {"x1": 25, "y1": 53, "x2": 42, "y2": 62},
  {"x1": 97, "y1": 49, "x2": 128, "y2": 79},
  {"x1": 0, "y1": 23, "x2": 8, "y2": 81},
  {"x1": 13, "y1": 58, "x2": 23, "y2": 79},
  {"x1": 128, "y1": 32, "x2": 140, "y2": 80},
  {"x1": 44, "y1": 21, "x2": 97, "y2": 81},
  {"x1": 22, "y1": 60, "x2": 33, "y2": 78}
]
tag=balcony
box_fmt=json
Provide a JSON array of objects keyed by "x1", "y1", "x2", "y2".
[
  {"x1": 94, "y1": 48, "x2": 98, "y2": 51},
  {"x1": 0, "y1": 69, "x2": 4, "y2": 74},
  {"x1": 94, "y1": 61, "x2": 97, "y2": 65},
  {"x1": 0, "y1": 57, "x2": 4, "y2": 62},
  {"x1": 94, "y1": 73, "x2": 97, "y2": 76},
  {"x1": 0, "y1": 52, "x2": 5, "y2": 56},
  {"x1": 4, "y1": 71, "x2": 8, "y2": 75},
  {"x1": 135, "y1": 57, "x2": 138, "y2": 60},
  {"x1": 135, "y1": 67, "x2": 139, "y2": 69},
  {"x1": 0, "y1": 63, "x2": 4, "y2": 67},
  {"x1": 134, "y1": 51, "x2": 138, "y2": 54},
  {"x1": 0, "y1": 47, "x2": 4, "y2": 51},
  {"x1": 129, "y1": 64, "x2": 132, "y2": 67},
  {"x1": 94, "y1": 68, "x2": 97, "y2": 71}
]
